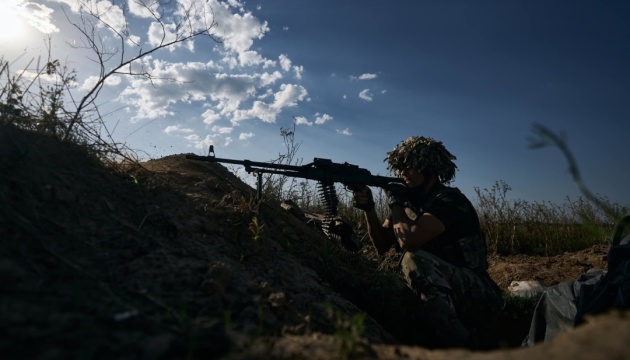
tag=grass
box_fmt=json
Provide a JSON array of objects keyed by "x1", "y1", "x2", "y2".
[{"x1": 475, "y1": 180, "x2": 626, "y2": 255}]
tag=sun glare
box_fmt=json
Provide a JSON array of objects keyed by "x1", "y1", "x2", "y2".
[{"x1": 0, "y1": 1, "x2": 26, "y2": 41}]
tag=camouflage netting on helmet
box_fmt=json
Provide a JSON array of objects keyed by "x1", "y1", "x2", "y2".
[{"x1": 385, "y1": 136, "x2": 458, "y2": 183}]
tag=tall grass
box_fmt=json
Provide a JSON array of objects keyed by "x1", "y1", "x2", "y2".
[{"x1": 475, "y1": 180, "x2": 626, "y2": 255}]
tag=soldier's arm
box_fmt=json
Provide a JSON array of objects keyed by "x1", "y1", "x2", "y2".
[
  {"x1": 390, "y1": 206, "x2": 445, "y2": 251},
  {"x1": 364, "y1": 208, "x2": 396, "y2": 255}
]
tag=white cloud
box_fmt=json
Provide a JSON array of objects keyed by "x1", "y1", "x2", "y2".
[
  {"x1": 221, "y1": 54, "x2": 239, "y2": 69},
  {"x1": 49, "y1": 0, "x2": 81, "y2": 12},
  {"x1": 259, "y1": 71, "x2": 283, "y2": 87},
  {"x1": 185, "y1": 130, "x2": 232, "y2": 150},
  {"x1": 127, "y1": 34, "x2": 141, "y2": 46},
  {"x1": 351, "y1": 73, "x2": 378, "y2": 80},
  {"x1": 359, "y1": 89, "x2": 373, "y2": 101},
  {"x1": 189, "y1": 133, "x2": 216, "y2": 149},
  {"x1": 275, "y1": 56, "x2": 303, "y2": 79},
  {"x1": 164, "y1": 124, "x2": 194, "y2": 134},
  {"x1": 232, "y1": 101, "x2": 275, "y2": 123},
  {"x1": 350, "y1": 73, "x2": 378, "y2": 81},
  {"x1": 53, "y1": 0, "x2": 269, "y2": 60},
  {"x1": 336, "y1": 128, "x2": 352, "y2": 136},
  {"x1": 273, "y1": 83, "x2": 307, "y2": 109},
  {"x1": 83, "y1": 0, "x2": 128, "y2": 35},
  {"x1": 212, "y1": 0, "x2": 270, "y2": 54},
  {"x1": 117, "y1": 59, "x2": 258, "y2": 120},
  {"x1": 238, "y1": 50, "x2": 276, "y2": 68},
  {"x1": 128, "y1": 0, "x2": 159, "y2": 18},
  {"x1": 148, "y1": 21, "x2": 179, "y2": 49},
  {"x1": 20, "y1": 70, "x2": 61, "y2": 83},
  {"x1": 239, "y1": 132, "x2": 254, "y2": 140},
  {"x1": 293, "y1": 113, "x2": 334, "y2": 126},
  {"x1": 359, "y1": 73, "x2": 377, "y2": 80},
  {"x1": 202, "y1": 109, "x2": 221, "y2": 125},
  {"x1": 51, "y1": 0, "x2": 146, "y2": 49},
  {"x1": 257, "y1": 88, "x2": 274, "y2": 100},
  {"x1": 19, "y1": 1, "x2": 59, "y2": 34},
  {"x1": 231, "y1": 83, "x2": 308, "y2": 123},
  {"x1": 294, "y1": 116, "x2": 312, "y2": 126},
  {"x1": 168, "y1": 0, "x2": 245, "y2": 54},
  {"x1": 79, "y1": 75, "x2": 122, "y2": 91},
  {"x1": 226, "y1": 0, "x2": 243, "y2": 9},
  {"x1": 105, "y1": 75, "x2": 122, "y2": 85},
  {"x1": 314, "y1": 113, "x2": 332, "y2": 125},
  {"x1": 184, "y1": 133, "x2": 200, "y2": 141},
  {"x1": 279, "y1": 54, "x2": 292, "y2": 72},
  {"x1": 211, "y1": 126, "x2": 233, "y2": 134},
  {"x1": 79, "y1": 76, "x2": 99, "y2": 92},
  {"x1": 51, "y1": 1, "x2": 311, "y2": 140},
  {"x1": 110, "y1": 2, "x2": 308, "y2": 124}
]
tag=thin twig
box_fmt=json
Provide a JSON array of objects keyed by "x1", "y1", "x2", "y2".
[{"x1": 529, "y1": 123, "x2": 624, "y2": 220}]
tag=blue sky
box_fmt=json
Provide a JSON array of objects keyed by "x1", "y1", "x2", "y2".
[{"x1": 2, "y1": 0, "x2": 629, "y2": 208}]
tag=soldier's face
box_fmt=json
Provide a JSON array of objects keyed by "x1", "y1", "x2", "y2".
[{"x1": 400, "y1": 168, "x2": 424, "y2": 188}]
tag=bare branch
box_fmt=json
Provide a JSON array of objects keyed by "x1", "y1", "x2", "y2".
[
  {"x1": 529, "y1": 123, "x2": 624, "y2": 220},
  {"x1": 61, "y1": 0, "x2": 221, "y2": 141}
]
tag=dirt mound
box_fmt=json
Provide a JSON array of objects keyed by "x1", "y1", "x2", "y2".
[{"x1": 1, "y1": 123, "x2": 627, "y2": 359}]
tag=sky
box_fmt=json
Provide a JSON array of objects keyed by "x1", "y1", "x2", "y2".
[{"x1": 1, "y1": 0, "x2": 629, "y2": 208}]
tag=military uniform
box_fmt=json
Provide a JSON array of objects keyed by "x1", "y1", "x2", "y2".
[
  {"x1": 357, "y1": 135, "x2": 504, "y2": 348},
  {"x1": 394, "y1": 184, "x2": 503, "y2": 347}
]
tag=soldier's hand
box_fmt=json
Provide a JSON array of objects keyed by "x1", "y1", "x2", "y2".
[
  {"x1": 352, "y1": 186, "x2": 375, "y2": 212},
  {"x1": 386, "y1": 182, "x2": 409, "y2": 208}
]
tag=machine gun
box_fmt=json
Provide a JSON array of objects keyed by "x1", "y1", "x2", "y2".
[{"x1": 185, "y1": 145, "x2": 403, "y2": 251}]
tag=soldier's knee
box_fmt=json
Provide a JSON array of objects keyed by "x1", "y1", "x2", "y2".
[
  {"x1": 401, "y1": 250, "x2": 436, "y2": 277},
  {"x1": 401, "y1": 251, "x2": 418, "y2": 280},
  {"x1": 401, "y1": 250, "x2": 413, "y2": 269}
]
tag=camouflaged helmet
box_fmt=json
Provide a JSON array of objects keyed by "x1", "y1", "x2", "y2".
[{"x1": 385, "y1": 136, "x2": 458, "y2": 183}]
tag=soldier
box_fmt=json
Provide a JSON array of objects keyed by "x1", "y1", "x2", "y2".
[{"x1": 353, "y1": 136, "x2": 503, "y2": 348}]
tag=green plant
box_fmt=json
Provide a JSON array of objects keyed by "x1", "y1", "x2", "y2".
[
  {"x1": 324, "y1": 303, "x2": 366, "y2": 357},
  {"x1": 249, "y1": 215, "x2": 266, "y2": 242}
]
